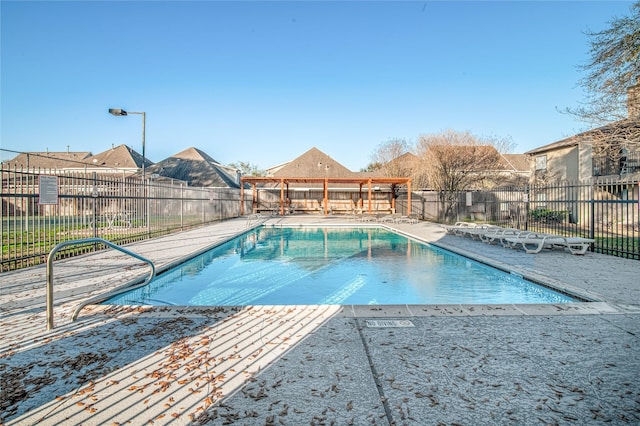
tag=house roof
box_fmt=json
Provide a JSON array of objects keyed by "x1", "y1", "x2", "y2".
[
  {"x1": 270, "y1": 147, "x2": 356, "y2": 179},
  {"x1": 264, "y1": 161, "x2": 289, "y2": 176},
  {"x1": 524, "y1": 135, "x2": 581, "y2": 155},
  {"x1": 144, "y1": 147, "x2": 239, "y2": 188},
  {"x1": 82, "y1": 144, "x2": 151, "y2": 169},
  {"x1": 500, "y1": 154, "x2": 530, "y2": 172},
  {"x1": 3, "y1": 151, "x2": 93, "y2": 170},
  {"x1": 393, "y1": 152, "x2": 420, "y2": 165},
  {"x1": 2, "y1": 144, "x2": 152, "y2": 173},
  {"x1": 383, "y1": 152, "x2": 420, "y2": 176},
  {"x1": 525, "y1": 119, "x2": 640, "y2": 155}
]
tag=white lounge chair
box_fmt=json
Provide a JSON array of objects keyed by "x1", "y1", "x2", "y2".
[
  {"x1": 378, "y1": 213, "x2": 398, "y2": 223},
  {"x1": 504, "y1": 233, "x2": 594, "y2": 255},
  {"x1": 480, "y1": 228, "x2": 531, "y2": 245},
  {"x1": 394, "y1": 214, "x2": 419, "y2": 224},
  {"x1": 359, "y1": 214, "x2": 376, "y2": 222},
  {"x1": 457, "y1": 224, "x2": 501, "y2": 240},
  {"x1": 476, "y1": 226, "x2": 508, "y2": 243},
  {"x1": 442, "y1": 222, "x2": 492, "y2": 237},
  {"x1": 442, "y1": 222, "x2": 477, "y2": 234},
  {"x1": 552, "y1": 237, "x2": 595, "y2": 255}
]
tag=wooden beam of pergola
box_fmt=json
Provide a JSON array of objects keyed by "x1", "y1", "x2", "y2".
[{"x1": 240, "y1": 176, "x2": 412, "y2": 216}]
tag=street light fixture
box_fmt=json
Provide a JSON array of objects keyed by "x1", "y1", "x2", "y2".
[
  {"x1": 108, "y1": 108, "x2": 146, "y2": 180},
  {"x1": 109, "y1": 107, "x2": 148, "y2": 234}
]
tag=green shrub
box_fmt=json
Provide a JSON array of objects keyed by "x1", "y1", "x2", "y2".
[{"x1": 529, "y1": 208, "x2": 568, "y2": 223}]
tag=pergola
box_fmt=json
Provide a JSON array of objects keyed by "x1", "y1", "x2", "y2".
[{"x1": 240, "y1": 176, "x2": 411, "y2": 216}]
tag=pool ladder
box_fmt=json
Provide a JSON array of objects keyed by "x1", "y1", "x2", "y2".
[
  {"x1": 246, "y1": 213, "x2": 267, "y2": 228},
  {"x1": 46, "y1": 238, "x2": 156, "y2": 330}
]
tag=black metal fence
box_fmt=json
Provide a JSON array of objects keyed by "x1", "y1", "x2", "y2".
[
  {"x1": 3, "y1": 165, "x2": 639, "y2": 270},
  {"x1": 394, "y1": 178, "x2": 639, "y2": 260},
  {"x1": 593, "y1": 151, "x2": 640, "y2": 176},
  {"x1": 1, "y1": 165, "x2": 251, "y2": 271}
]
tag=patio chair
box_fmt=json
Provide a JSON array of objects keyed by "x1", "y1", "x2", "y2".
[
  {"x1": 480, "y1": 228, "x2": 528, "y2": 245},
  {"x1": 346, "y1": 206, "x2": 363, "y2": 221},
  {"x1": 359, "y1": 214, "x2": 377, "y2": 222},
  {"x1": 377, "y1": 213, "x2": 399, "y2": 223},
  {"x1": 452, "y1": 223, "x2": 494, "y2": 238},
  {"x1": 504, "y1": 233, "x2": 594, "y2": 255},
  {"x1": 503, "y1": 232, "x2": 554, "y2": 253},
  {"x1": 552, "y1": 237, "x2": 595, "y2": 255},
  {"x1": 394, "y1": 214, "x2": 419, "y2": 224},
  {"x1": 457, "y1": 224, "x2": 501, "y2": 240},
  {"x1": 442, "y1": 222, "x2": 480, "y2": 235}
]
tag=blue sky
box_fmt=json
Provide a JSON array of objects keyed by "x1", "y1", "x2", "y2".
[{"x1": 1, "y1": 1, "x2": 635, "y2": 171}]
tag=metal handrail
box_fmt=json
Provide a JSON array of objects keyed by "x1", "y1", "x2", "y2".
[
  {"x1": 46, "y1": 238, "x2": 155, "y2": 330},
  {"x1": 246, "y1": 212, "x2": 268, "y2": 228}
]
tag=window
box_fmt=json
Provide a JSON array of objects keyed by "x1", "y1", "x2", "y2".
[{"x1": 535, "y1": 155, "x2": 547, "y2": 171}]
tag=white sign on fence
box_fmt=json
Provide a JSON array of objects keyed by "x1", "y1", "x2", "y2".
[{"x1": 38, "y1": 175, "x2": 59, "y2": 205}]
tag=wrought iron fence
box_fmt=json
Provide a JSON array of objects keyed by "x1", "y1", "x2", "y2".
[
  {"x1": 395, "y1": 178, "x2": 639, "y2": 260},
  {"x1": 593, "y1": 151, "x2": 640, "y2": 177},
  {"x1": 1, "y1": 165, "x2": 250, "y2": 271},
  {"x1": 3, "y1": 165, "x2": 639, "y2": 270}
]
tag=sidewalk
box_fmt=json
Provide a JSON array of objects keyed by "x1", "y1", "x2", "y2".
[{"x1": 1, "y1": 217, "x2": 638, "y2": 425}]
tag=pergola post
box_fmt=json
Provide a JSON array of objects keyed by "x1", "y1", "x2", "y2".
[
  {"x1": 286, "y1": 182, "x2": 290, "y2": 213},
  {"x1": 407, "y1": 179, "x2": 412, "y2": 216},
  {"x1": 280, "y1": 179, "x2": 285, "y2": 215},
  {"x1": 391, "y1": 184, "x2": 396, "y2": 214},
  {"x1": 240, "y1": 179, "x2": 245, "y2": 215},
  {"x1": 324, "y1": 178, "x2": 329, "y2": 215},
  {"x1": 252, "y1": 183, "x2": 257, "y2": 213},
  {"x1": 238, "y1": 177, "x2": 411, "y2": 217}
]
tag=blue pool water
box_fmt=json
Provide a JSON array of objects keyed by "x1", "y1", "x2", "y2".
[{"x1": 104, "y1": 226, "x2": 577, "y2": 306}]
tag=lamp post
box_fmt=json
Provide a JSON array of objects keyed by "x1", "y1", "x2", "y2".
[
  {"x1": 108, "y1": 108, "x2": 146, "y2": 181},
  {"x1": 109, "y1": 108, "x2": 148, "y2": 233}
]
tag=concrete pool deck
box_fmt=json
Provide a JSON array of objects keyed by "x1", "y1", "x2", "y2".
[{"x1": 1, "y1": 216, "x2": 639, "y2": 425}]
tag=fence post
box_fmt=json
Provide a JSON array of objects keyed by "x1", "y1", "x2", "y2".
[
  {"x1": 146, "y1": 178, "x2": 151, "y2": 238},
  {"x1": 180, "y1": 184, "x2": 184, "y2": 231},
  {"x1": 524, "y1": 185, "x2": 530, "y2": 231},
  {"x1": 92, "y1": 172, "x2": 98, "y2": 240},
  {"x1": 590, "y1": 179, "x2": 595, "y2": 241}
]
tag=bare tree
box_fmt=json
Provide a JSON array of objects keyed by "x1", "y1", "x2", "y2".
[
  {"x1": 369, "y1": 138, "x2": 411, "y2": 177},
  {"x1": 587, "y1": 121, "x2": 640, "y2": 175},
  {"x1": 480, "y1": 133, "x2": 516, "y2": 155},
  {"x1": 566, "y1": 1, "x2": 640, "y2": 125},
  {"x1": 415, "y1": 130, "x2": 506, "y2": 220}
]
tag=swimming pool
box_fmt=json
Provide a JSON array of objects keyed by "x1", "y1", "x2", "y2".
[{"x1": 104, "y1": 226, "x2": 577, "y2": 306}]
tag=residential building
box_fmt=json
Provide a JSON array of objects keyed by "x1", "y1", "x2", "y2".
[
  {"x1": 2, "y1": 150, "x2": 93, "y2": 172},
  {"x1": 268, "y1": 147, "x2": 358, "y2": 181},
  {"x1": 2, "y1": 144, "x2": 151, "y2": 177},
  {"x1": 144, "y1": 147, "x2": 241, "y2": 188},
  {"x1": 526, "y1": 81, "x2": 640, "y2": 182}
]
